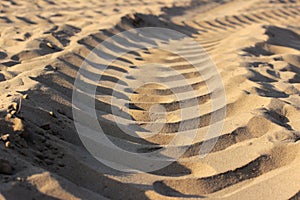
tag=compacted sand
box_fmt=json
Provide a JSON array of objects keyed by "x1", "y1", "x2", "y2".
[{"x1": 0, "y1": 0, "x2": 300, "y2": 199}]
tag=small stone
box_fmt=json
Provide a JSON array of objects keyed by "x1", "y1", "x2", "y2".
[
  {"x1": 45, "y1": 65, "x2": 54, "y2": 71},
  {"x1": 5, "y1": 141, "x2": 10, "y2": 148},
  {"x1": 22, "y1": 94, "x2": 28, "y2": 99},
  {"x1": 0, "y1": 134, "x2": 10, "y2": 141},
  {"x1": 8, "y1": 102, "x2": 18, "y2": 111},
  {"x1": 46, "y1": 42, "x2": 54, "y2": 49},
  {"x1": 10, "y1": 110, "x2": 16, "y2": 115},
  {"x1": 0, "y1": 159, "x2": 13, "y2": 175},
  {"x1": 12, "y1": 103, "x2": 18, "y2": 110},
  {"x1": 24, "y1": 32, "x2": 31, "y2": 39},
  {"x1": 49, "y1": 111, "x2": 56, "y2": 117}
]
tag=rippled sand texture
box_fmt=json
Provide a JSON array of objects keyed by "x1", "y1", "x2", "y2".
[{"x1": 1, "y1": 0, "x2": 300, "y2": 199}]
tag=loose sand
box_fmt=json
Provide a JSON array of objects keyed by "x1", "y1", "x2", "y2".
[{"x1": 0, "y1": 0, "x2": 300, "y2": 199}]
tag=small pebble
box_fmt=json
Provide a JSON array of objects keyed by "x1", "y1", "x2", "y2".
[
  {"x1": 12, "y1": 103, "x2": 18, "y2": 110},
  {"x1": 10, "y1": 110, "x2": 16, "y2": 115},
  {"x1": 5, "y1": 141, "x2": 10, "y2": 148},
  {"x1": 49, "y1": 111, "x2": 56, "y2": 117},
  {"x1": 8, "y1": 102, "x2": 18, "y2": 111},
  {"x1": 46, "y1": 42, "x2": 54, "y2": 49},
  {"x1": 22, "y1": 94, "x2": 28, "y2": 99}
]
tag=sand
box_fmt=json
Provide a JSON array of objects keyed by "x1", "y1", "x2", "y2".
[{"x1": 0, "y1": 0, "x2": 300, "y2": 199}]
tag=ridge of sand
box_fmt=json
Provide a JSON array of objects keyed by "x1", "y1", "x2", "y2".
[{"x1": 1, "y1": 0, "x2": 300, "y2": 199}]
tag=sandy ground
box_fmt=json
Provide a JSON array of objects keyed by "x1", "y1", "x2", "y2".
[{"x1": 0, "y1": 0, "x2": 300, "y2": 199}]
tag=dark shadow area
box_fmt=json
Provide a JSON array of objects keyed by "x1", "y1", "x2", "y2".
[
  {"x1": 262, "y1": 108, "x2": 292, "y2": 130},
  {"x1": 265, "y1": 25, "x2": 300, "y2": 50},
  {"x1": 243, "y1": 42, "x2": 274, "y2": 57},
  {"x1": 153, "y1": 181, "x2": 205, "y2": 198}
]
